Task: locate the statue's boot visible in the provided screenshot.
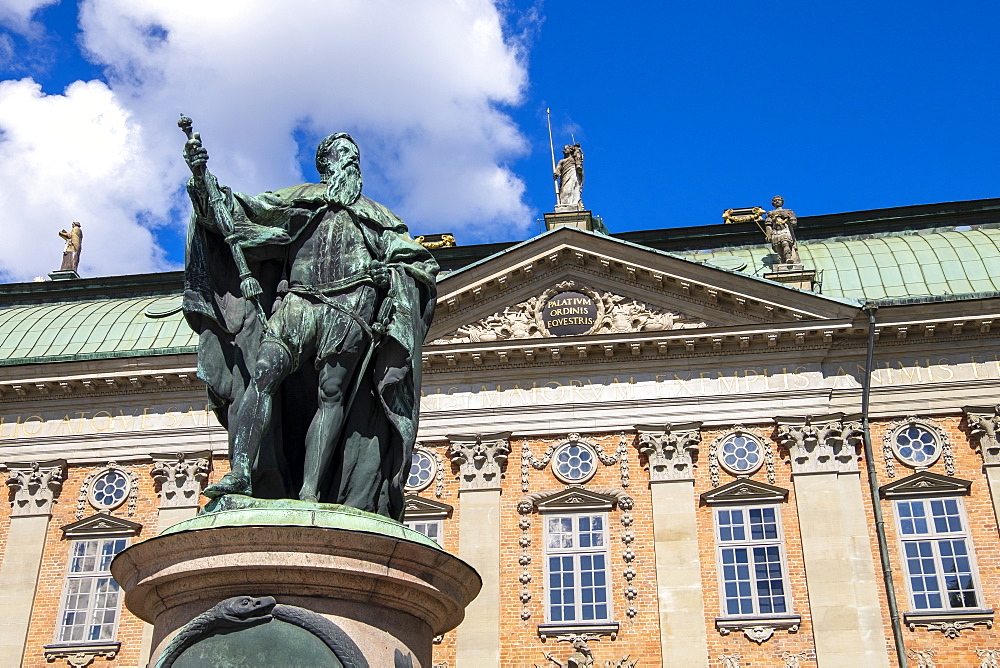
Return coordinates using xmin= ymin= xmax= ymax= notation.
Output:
xmin=203 ymin=473 xmax=252 ymax=498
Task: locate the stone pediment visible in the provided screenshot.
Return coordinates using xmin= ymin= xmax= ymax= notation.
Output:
xmin=430 ymin=227 xmax=859 ymax=346
xmin=700 ymin=479 xmax=789 ymax=505
xmin=430 ymin=280 xmax=709 ymax=345
xmin=527 ymin=486 xmax=624 ymax=513
xmin=402 ymin=494 xmax=453 ymax=519
xmin=61 ymin=512 xmax=142 ymax=538
xmin=880 ymin=471 xmax=972 ymax=499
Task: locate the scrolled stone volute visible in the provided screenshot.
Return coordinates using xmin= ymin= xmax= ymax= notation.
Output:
xmin=634 ymin=422 xmax=702 ymax=481
xmin=4 ymin=459 xmax=67 ymax=516
xmin=965 ymin=405 xmax=1000 ymax=466
xmin=776 ymin=414 xmax=859 ymax=475
xmin=447 ymin=432 xmax=512 ymax=490
xmin=150 ymin=452 xmax=212 ymax=509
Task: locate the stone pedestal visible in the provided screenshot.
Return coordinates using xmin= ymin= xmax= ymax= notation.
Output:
xmin=763 ymin=266 xmax=816 ymax=290
xmin=543 ymin=209 xmax=609 ymax=234
xmin=111 ymin=499 xmax=481 ymax=667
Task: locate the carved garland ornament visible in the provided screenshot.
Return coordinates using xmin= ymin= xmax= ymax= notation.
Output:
xmin=532 ymin=635 xmax=638 ymax=668
xmin=978 ymin=649 xmax=1000 ymax=668
xmin=430 ymin=280 xmax=706 ymax=345
xmin=521 ymin=434 xmax=630 ymax=492
xmin=619 ymin=494 xmax=638 ymax=619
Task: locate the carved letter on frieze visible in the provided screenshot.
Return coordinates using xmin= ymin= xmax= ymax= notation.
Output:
xmin=776 ymin=414 xmax=860 ymax=475
xmin=447 ymin=432 xmax=512 ymax=490
xmin=5 ymin=459 xmax=67 ymax=516
xmin=150 ymin=452 xmax=212 ymax=508
xmin=634 ymin=423 xmax=702 ymax=482
xmin=965 ymin=406 xmax=1000 ymax=467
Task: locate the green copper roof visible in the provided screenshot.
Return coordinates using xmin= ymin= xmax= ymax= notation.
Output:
xmin=684 ymin=228 xmax=1000 ymax=300
xmin=0 ymin=295 xmax=195 ymax=366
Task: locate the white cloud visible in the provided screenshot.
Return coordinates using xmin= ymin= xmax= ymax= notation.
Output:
xmin=0 ymin=0 xmax=535 ymax=281
xmin=0 ymin=77 xmax=175 ymax=281
xmin=0 ymin=0 xmax=58 ymax=36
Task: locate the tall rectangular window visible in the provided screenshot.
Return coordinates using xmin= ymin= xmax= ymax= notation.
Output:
xmin=895 ymin=498 xmax=981 ymax=611
xmin=544 ymin=513 xmax=611 ymax=623
xmin=56 ymin=538 xmax=127 ymax=643
xmin=715 ymin=506 xmax=790 ymax=617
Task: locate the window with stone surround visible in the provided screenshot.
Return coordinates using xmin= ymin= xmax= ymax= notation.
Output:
xmin=714 ymin=505 xmax=790 ymax=617
xmin=56 ymin=537 xmax=127 ymax=643
xmin=894 ymin=497 xmax=982 ymax=611
xmin=45 ymin=513 xmax=142 ymax=664
xmin=544 ymin=512 xmax=611 ymax=623
xmin=402 ymin=494 xmax=452 ymax=548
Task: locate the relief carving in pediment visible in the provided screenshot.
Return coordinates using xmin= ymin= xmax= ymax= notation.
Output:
xmin=431 ymin=280 xmax=708 ymax=345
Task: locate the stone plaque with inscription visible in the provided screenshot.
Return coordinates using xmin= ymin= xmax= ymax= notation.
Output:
xmin=542 ymin=291 xmax=598 ymax=336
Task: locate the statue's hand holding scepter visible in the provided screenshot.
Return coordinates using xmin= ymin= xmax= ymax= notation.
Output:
xmin=178 ymin=115 xmax=268 ymax=324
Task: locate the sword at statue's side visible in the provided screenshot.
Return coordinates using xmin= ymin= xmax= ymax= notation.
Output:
xmin=178 ymin=115 xmax=269 ymax=326
xmin=546 ymin=107 xmax=559 ymax=206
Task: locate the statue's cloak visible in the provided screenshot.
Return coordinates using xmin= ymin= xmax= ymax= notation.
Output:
xmin=183 ymin=178 xmax=438 ymax=519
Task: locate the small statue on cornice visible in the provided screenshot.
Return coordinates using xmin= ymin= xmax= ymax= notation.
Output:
xmin=58 ymin=221 xmax=83 ymax=272
xmin=764 ymin=196 xmax=801 ymax=266
xmin=554 ymin=143 xmax=585 ymax=211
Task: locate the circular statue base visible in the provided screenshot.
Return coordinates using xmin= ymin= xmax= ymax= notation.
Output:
xmin=111 ymin=497 xmax=481 ymax=668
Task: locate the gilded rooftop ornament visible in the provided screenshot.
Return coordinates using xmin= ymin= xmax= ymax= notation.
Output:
xmin=180 ymin=117 xmax=438 ymax=519
xmin=58 ymin=221 xmax=83 ymax=272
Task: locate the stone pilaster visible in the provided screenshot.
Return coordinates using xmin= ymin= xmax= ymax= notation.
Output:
xmin=0 ymin=460 xmax=67 ymax=667
xmin=139 ymin=452 xmax=212 ymax=667
xmin=635 ymin=425 xmax=709 ymax=667
xmin=776 ymin=415 xmax=889 ymax=668
xmin=449 ymin=432 xmax=510 ymax=667
xmin=965 ymin=405 xmax=1000 ymax=523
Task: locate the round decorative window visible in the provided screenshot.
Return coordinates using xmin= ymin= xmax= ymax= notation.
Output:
xmin=718 ymin=433 xmax=763 ymax=475
xmin=892 ymin=425 xmax=941 ymax=468
xmin=88 ymin=469 xmax=130 ymax=511
xmin=406 ymin=449 xmax=436 ymax=491
xmin=552 ymin=440 xmax=597 ymax=484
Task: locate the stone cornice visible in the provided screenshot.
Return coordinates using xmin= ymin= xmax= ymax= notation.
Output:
xmin=0 ymin=368 xmax=199 ymax=402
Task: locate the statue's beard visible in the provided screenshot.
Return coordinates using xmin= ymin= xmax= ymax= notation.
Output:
xmin=324 ymin=162 xmax=362 ymax=207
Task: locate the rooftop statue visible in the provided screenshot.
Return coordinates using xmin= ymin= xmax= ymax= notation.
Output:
xmin=764 ymin=196 xmax=801 ymax=266
xmin=554 ymin=143 xmax=584 ymax=210
xmin=58 ymin=221 xmax=83 ymax=272
xmin=180 ymin=117 xmax=438 ymax=520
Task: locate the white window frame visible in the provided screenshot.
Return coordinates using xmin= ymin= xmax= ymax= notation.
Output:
xmin=54 ymin=536 xmax=129 ymax=644
xmin=892 ymin=496 xmax=984 ymax=612
xmin=713 ymin=504 xmax=792 ymax=618
xmin=543 ymin=512 xmax=612 ymax=624
xmin=404 ymin=519 xmax=443 ymax=545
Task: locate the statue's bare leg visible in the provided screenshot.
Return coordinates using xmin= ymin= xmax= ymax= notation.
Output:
xmin=298 ymin=353 xmax=360 ymax=502
xmin=204 ymin=340 xmax=293 ymax=498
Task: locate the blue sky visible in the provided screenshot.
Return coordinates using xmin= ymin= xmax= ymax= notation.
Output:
xmin=0 ymin=1 xmax=997 ymax=282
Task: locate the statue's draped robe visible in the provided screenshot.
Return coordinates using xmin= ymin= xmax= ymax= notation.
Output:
xmin=183 ymin=177 xmax=438 ymax=519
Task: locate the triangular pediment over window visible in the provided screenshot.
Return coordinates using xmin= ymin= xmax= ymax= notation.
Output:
xmin=880 ymin=471 xmax=972 ymax=499
xmin=529 ymin=486 xmax=623 ymax=513
xmin=431 ymin=226 xmax=857 ymax=342
xmin=61 ymin=512 xmax=142 ymax=538
xmin=701 ymin=479 xmax=789 ymax=505
xmin=403 ymin=494 xmax=453 ymax=520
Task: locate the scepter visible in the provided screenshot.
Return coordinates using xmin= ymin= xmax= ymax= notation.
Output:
xmin=178 ymin=115 xmax=268 ymax=325
xmin=546 ymin=108 xmax=559 ymax=206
